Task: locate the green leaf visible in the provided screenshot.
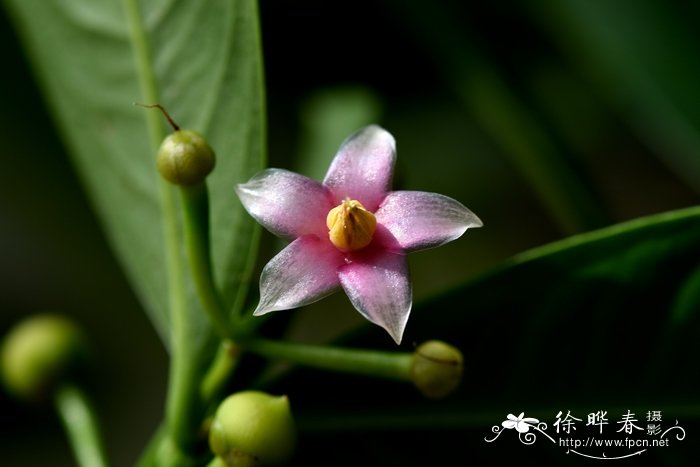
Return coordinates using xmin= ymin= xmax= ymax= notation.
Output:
xmin=3 ymin=0 xmax=265 ymax=344
xmin=385 ymin=0 xmax=608 ymax=234
xmin=267 ymin=206 xmax=700 ymax=465
xmin=4 ymin=0 xmax=265 ymax=455
xmin=537 ymin=0 xmax=700 ymax=194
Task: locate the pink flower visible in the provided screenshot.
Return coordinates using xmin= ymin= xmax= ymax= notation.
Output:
xmin=235 ymin=125 xmax=482 ymax=344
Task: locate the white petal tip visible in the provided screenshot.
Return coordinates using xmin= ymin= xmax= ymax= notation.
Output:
xmin=382 ymin=321 xmax=407 ymax=346
xmin=252 ymin=306 xmax=273 ymax=317
xmin=463 ymin=210 xmax=483 ymax=229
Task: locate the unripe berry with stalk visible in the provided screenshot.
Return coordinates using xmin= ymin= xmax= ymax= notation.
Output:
xmin=1 ymin=314 xmax=88 ymax=402
xmin=209 ymin=390 xmax=296 ymax=466
xmin=137 ymin=103 xmax=216 ymax=186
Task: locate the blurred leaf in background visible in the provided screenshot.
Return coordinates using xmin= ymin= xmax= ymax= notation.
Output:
xmin=0 ymin=6 xmax=167 ymax=467
xmin=3 ymin=0 xmax=265 ymax=344
xmin=1 ymin=0 xmax=265 ymax=464
xmin=538 ymin=0 xmax=700 ymax=194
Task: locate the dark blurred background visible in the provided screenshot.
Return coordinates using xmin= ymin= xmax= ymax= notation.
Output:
xmin=2 ymin=0 xmax=699 ymax=465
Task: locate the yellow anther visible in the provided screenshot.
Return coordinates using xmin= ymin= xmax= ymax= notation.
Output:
xmin=326 ymin=198 xmax=377 ymax=252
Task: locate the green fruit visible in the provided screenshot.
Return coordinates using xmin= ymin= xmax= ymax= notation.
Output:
xmin=157 ymin=130 xmax=215 ymax=186
xmin=209 ymin=391 xmax=296 ymax=466
xmin=410 ymin=340 xmax=464 ymax=399
xmin=1 ymin=314 xmax=88 ymax=402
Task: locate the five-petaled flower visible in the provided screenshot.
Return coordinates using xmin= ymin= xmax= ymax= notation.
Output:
xmin=502 ymin=413 xmax=539 ymax=433
xmin=235 ymin=125 xmax=482 ymax=344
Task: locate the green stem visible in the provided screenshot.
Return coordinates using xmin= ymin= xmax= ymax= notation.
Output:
xmin=241 ymin=338 xmax=414 ymax=381
xmin=122 ymin=0 xmax=205 ymax=458
xmin=136 ymin=423 xmax=165 ymax=467
xmin=55 ymin=384 xmax=109 ymax=467
xmin=180 ymin=184 xmax=233 ymax=338
xmin=200 ymin=341 xmax=242 ymax=404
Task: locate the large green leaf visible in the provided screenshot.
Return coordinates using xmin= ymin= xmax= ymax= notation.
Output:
xmin=537 ymin=0 xmax=700 ymax=194
xmin=268 ymin=206 xmax=700 ymax=466
xmin=3 ymin=0 xmax=265 ymax=344
xmin=385 ymin=0 xmax=608 ymax=234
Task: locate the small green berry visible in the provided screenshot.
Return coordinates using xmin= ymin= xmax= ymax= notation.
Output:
xmin=209 ymin=391 xmax=296 ymax=466
xmin=410 ymin=340 xmax=463 ymax=399
xmin=1 ymin=314 xmax=88 ymax=402
xmin=157 ymin=129 xmax=216 ymax=186
xmin=136 ymin=102 xmax=216 ymax=186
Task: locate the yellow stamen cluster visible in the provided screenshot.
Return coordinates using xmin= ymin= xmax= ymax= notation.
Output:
xmin=326 ymin=198 xmax=377 ymax=252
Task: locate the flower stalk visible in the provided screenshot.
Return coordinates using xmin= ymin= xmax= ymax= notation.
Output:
xmin=180 ymin=184 xmax=235 ymax=339
xmin=137 ymin=98 xmax=225 ymax=457
xmin=240 ymin=338 xmax=464 ymax=398
xmin=240 ymin=338 xmax=414 ymax=382
xmin=55 ymin=383 xmax=110 ymax=467
xmin=200 ymin=341 xmax=242 ymax=404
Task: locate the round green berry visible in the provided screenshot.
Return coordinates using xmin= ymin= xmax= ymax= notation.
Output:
xmin=209 ymin=391 xmax=296 ymax=466
xmin=1 ymin=314 xmax=88 ymax=402
xmin=157 ymin=130 xmax=216 ymax=186
xmin=410 ymin=340 xmax=464 ymax=399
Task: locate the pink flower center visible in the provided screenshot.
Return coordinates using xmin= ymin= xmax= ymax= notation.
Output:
xmin=326 ymin=198 xmax=377 ymax=252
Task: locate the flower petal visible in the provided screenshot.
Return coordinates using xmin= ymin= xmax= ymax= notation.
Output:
xmin=375 ymin=191 xmax=483 ymax=252
xmin=253 ymin=235 xmax=344 ymax=315
xmin=323 ymin=125 xmax=396 ymax=211
xmin=515 ymin=422 xmax=531 ymax=433
xmin=235 ymin=169 xmax=333 ymax=240
xmin=338 ymin=249 xmax=411 ymax=344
